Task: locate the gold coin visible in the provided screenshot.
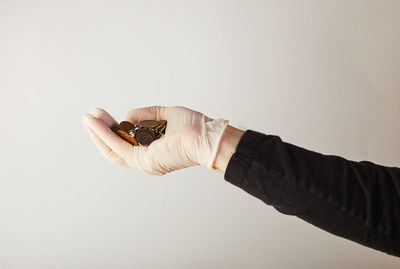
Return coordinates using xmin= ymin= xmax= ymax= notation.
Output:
xmin=154 ymin=120 xmax=167 ymax=136
xmin=138 ymin=120 xmax=159 ymax=128
xmin=115 ymin=130 xmax=138 ymax=146
xmin=135 ymin=129 xmax=156 ymax=145
xmin=119 ymin=121 xmax=135 ymax=132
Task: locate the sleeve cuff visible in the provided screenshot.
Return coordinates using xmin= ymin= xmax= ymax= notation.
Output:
xmin=224 ymin=129 xmax=267 ymax=187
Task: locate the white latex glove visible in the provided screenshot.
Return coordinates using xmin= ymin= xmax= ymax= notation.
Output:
xmin=82 ymin=106 xmax=229 ymax=175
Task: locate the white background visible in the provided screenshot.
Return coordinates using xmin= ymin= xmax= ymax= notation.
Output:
xmin=1 ymin=0 xmax=399 ymax=268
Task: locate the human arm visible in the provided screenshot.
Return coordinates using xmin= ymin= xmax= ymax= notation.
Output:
xmin=223 ymin=129 xmax=400 ymax=257
xmin=82 ymin=105 xmax=400 ymax=256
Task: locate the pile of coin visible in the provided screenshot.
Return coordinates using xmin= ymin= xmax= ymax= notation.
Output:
xmin=112 ymin=120 xmax=167 ymax=146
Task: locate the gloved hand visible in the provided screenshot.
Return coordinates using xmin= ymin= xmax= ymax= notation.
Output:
xmin=82 ymin=106 xmax=229 ymax=175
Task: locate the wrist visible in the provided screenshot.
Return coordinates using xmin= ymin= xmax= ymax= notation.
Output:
xmin=213 ymin=125 xmax=245 ymax=172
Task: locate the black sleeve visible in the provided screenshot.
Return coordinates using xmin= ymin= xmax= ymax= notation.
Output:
xmin=224 ymin=129 xmax=400 ymax=257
